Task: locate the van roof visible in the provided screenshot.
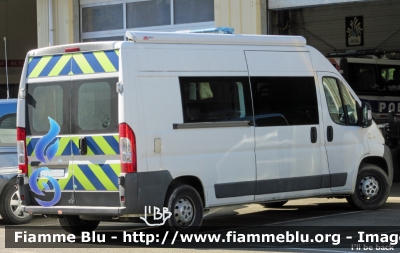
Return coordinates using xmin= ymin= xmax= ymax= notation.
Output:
xmin=125 ymin=31 xmax=307 ymax=47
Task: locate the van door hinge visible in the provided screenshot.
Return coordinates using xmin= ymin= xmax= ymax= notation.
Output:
xmin=19 ymin=88 xmax=26 ymax=99
xmin=116 ymin=81 xmax=123 ymax=93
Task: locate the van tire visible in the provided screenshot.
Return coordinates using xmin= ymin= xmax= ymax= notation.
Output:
xmin=346 ymin=164 xmax=390 ymax=210
xmin=0 ymin=183 xmax=33 ymax=225
xmin=59 ymin=216 xmax=100 ymax=235
xmin=166 ymin=185 xmax=203 ymax=234
xmin=261 ymin=201 xmax=288 ymax=208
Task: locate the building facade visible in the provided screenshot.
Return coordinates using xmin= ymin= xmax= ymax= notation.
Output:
xmin=0 ymin=0 xmax=399 ymax=98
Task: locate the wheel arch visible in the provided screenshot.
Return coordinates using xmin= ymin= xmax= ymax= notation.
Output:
xmin=0 ymin=175 xmax=17 ymax=196
xmin=166 ymin=176 xmax=206 ymax=207
xmin=360 ymin=145 xmax=393 ymax=186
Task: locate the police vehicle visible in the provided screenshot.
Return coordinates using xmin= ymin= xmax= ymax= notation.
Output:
xmin=328 ymin=49 xmax=400 ymax=124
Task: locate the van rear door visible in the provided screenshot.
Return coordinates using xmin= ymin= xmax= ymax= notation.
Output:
xmin=26 ymin=78 xmax=73 ymax=206
xmin=70 ymin=77 xmax=120 ymax=206
xmin=25 ymin=49 xmax=120 ymax=207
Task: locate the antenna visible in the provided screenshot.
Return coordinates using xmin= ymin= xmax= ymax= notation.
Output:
xmin=3 ymin=37 xmax=9 ymax=99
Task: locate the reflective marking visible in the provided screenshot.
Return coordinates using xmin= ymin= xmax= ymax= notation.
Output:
xmin=29 ymin=56 xmax=52 ymax=78
xmin=77 ymin=164 xmax=106 ymax=190
xmin=93 ymin=51 xmax=116 ymax=72
xmin=73 ymin=54 xmax=94 ymax=74
xmin=73 ymin=165 xmax=96 ymax=190
xmin=48 ymin=54 xmax=71 ymax=77
xmin=89 ymin=164 xmax=118 ymax=190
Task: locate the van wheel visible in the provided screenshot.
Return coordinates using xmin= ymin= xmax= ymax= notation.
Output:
xmin=0 ymin=183 xmax=33 ymax=224
xmin=346 ymin=164 xmax=390 ymax=210
xmin=261 ymin=201 xmax=288 ymax=208
xmin=59 ymin=216 xmax=100 ymax=235
xmin=166 ymin=185 xmax=203 ymax=234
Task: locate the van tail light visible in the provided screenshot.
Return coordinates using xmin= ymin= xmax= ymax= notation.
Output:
xmin=17 ymin=127 xmax=28 ymax=174
xmin=119 ymin=123 xmax=137 ymax=173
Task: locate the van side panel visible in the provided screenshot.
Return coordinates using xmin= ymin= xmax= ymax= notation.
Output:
xmin=137 ymin=46 xmax=257 ymax=207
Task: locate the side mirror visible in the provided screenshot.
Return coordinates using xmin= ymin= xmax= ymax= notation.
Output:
xmin=360 ymin=102 xmax=372 ymax=128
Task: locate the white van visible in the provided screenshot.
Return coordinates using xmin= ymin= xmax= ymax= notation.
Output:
xmin=17 ymin=31 xmax=392 ymax=234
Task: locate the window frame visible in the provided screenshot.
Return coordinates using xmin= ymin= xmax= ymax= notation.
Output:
xmin=250 ymin=76 xmax=320 ymax=127
xmin=322 ymin=76 xmax=360 ymax=126
xmin=178 ymin=76 xmax=253 ymax=125
xmin=81 ymin=0 xmax=215 ymax=42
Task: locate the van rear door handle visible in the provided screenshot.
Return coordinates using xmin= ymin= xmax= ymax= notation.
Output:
xmin=79 ymin=137 xmax=87 ymax=155
xmin=310 ymin=127 xmax=317 ymax=143
xmin=327 ymin=126 xmax=334 ymax=142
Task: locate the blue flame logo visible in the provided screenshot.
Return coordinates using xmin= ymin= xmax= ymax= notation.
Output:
xmin=29 ymin=117 xmax=62 ymax=207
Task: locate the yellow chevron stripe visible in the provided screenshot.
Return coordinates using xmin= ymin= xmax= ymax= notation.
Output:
xmin=58 ymin=167 xmax=73 ymax=190
xmin=72 ymin=53 xmax=94 ymax=74
xmin=48 ymin=54 xmax=71 ymax=77
xmin=73 ymin=165 xmax=96 ymax=190
xmin=92 ymin=136 xmax=116 ymax=155
xmin=29 ymin=57 xmax=33 ymax=63
xmin=110 ymin=163 xmax=121 ymax=175
xmin=93 ymin=51 xmax=117 ymax=72
xmin=114 ymin=50 xmax=119 ymax=56
xmin=56 ymin=137 xmax=70 ymax=156
xmin=28 ymin=55 xmax=52 ymax=78
xmin=114 ymin=135 xmax=119 ymax=143
xmin=88 ymin=164 xmax=118 ymax=190
xmin=28 ymin=164 xmax=32 ymax=176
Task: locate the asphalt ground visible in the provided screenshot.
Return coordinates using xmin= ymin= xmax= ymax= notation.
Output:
xmin=1 ymin=183 xmax=400 ymax=253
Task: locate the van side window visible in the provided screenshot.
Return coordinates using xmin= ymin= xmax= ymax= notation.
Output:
xmin=179 ymin=77 xmax=252 ymax=123
xmin=251 ymin=77 xmax=319 ymax=126
xmin=323 ymin=77 xmax=358 ymax=126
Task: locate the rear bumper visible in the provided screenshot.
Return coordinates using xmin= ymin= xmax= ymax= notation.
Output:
xmin=22 ymin=205 xmax=125 ymax=215
xmin=18 ymin=170 xmax=173 ymax=216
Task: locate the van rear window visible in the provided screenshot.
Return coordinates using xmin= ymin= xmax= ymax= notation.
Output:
xmin=26 ymin=78 xmax=118 ymax=136
xmin=77 ymin=82 xmax=112 ymax=131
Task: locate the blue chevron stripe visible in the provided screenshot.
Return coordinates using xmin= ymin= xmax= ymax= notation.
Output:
xmin=27 ymin=57 xmax=42 ymax=77
xmin=83 ymin=52 xmax=105 ymax=72
xmin=78 ymin=164 xmax=106 ymax=190
xmin=99 ymin=164 xmax=119 ymax=189
xmin=38 ymin=55 xmax=62 ymax=77
xmin=104 ymin=50 xmax=119 ymax=70
xmin=86 ymin=137 xmax=104 ymax=155
xmin=103 ymin=136 xmax=120 ymax=154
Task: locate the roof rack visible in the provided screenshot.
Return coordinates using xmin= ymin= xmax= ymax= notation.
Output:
xmin=327 ymin=49 xmax=385 ymax=57
xmin=177 ymin=27 xmax=235 ymax=34
xmin=125 ymin=31 xmax=307 ymax=47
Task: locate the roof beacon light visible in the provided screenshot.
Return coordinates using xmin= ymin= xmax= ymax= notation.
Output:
xmin=177 ymin=27 xmax=234 ymax=35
